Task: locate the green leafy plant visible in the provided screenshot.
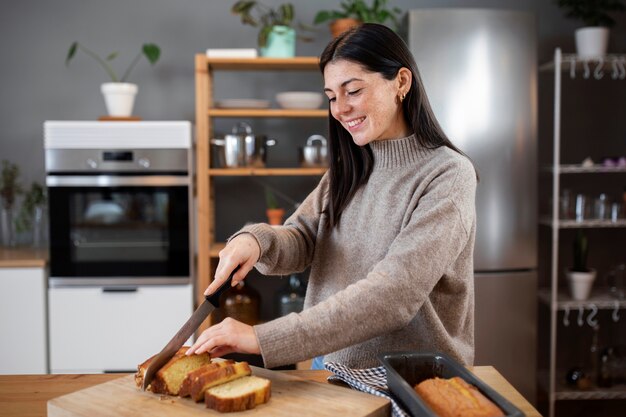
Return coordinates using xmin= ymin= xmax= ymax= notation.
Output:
xmin=0 ymin=160 xmax=22 ymax=210
xmin=314 ymin=0 xmax=402 ymax=28
xmin=66 ymin=42 xmax=161 ymax=82
xmin=15 ymin=182 xmax=46 ymax=234
xmin=231 ymin=1 xmax=312 ymax=47
xmin=555 ymin=0 xmax=626 ymax=27
xmin=572 ymin=230 xmax=590 ymax=272
xmin=265 ymin=187 xmax=280 ymax=209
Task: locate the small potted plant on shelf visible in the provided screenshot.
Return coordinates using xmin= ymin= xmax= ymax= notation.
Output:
xmin=15 ymin=182 xmax=47 ymax=248
xmin=0 ymin=160 xmax=22 ymax=247
xmin=566 ymin=230 xmax=596 ymax=300
xmin=554 ymin=0 xmax=625 ymax=58
xmin=314 ymin=0 xmax=403 ymax=38
xmin=66 ymin=42 xmax=161 ymax=117
xmin=265 ymin=188 xmax=285 ymax=225
xmin=231 ymin=1 xmax=310 ymax=57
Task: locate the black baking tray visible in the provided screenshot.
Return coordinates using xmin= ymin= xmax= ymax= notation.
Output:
xmin=378 ymin=351 xmax=525 ymax=417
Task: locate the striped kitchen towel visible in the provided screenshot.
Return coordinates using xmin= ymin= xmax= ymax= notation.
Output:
xmin=325 ymin=362 xmax=410 ymax=417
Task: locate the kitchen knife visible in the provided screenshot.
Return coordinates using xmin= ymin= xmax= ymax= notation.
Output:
xmin=141 ymin=266 xmax=239 ymax=391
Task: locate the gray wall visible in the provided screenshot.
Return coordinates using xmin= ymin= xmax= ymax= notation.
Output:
xmin=2 ymin=0 xmax=624 ymax=188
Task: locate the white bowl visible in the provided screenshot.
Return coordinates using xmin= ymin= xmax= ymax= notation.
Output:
xmin=276 ymin=92 xmax=323 ymax=109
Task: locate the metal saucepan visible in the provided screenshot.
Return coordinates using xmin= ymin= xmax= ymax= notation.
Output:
xmin=211 ymin=122 xmax=276 ymax=168
xmin=299 ymin=135 xmax=328 ymax=167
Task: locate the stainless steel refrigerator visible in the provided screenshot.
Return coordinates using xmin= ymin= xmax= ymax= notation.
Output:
xmin=404 ymin=9 xmax=538 ymax=403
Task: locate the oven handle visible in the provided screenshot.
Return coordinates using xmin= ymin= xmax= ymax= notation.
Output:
xmin=46 ymin=175 xmax=189 ymax=187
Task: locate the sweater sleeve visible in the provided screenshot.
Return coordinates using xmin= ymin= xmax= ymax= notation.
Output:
xmin=254 ymin=158 xmax=477 ymax=368
xmin=229 ymin=173 xmax=330 ymax=276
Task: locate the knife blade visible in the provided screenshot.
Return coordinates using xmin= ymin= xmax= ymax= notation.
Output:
xmin=141 ymin=266 xmax=239 ymax=391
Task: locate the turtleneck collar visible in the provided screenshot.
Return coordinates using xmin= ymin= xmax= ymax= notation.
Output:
xmin=368 ymin=134 xmax=431 ymax=169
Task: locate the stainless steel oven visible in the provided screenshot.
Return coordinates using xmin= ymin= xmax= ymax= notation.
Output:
xmin=44 ymin=122 xmax=193 ymax=287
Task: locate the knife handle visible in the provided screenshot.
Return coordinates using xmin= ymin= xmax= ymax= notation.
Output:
xmin=205 ymin=265 xmax=240 ymax=306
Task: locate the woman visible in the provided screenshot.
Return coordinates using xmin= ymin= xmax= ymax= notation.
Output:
xmin=187 ymin=23 xmax=477 ymax=370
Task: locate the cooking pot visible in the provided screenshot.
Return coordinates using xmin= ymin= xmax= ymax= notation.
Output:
xmin=211 ymin=122 xmax=276 ymax=168
xmin=299 ymin=135 xmax=328 ymax=167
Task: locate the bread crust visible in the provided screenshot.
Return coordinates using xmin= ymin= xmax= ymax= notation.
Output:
xmin=179 ymin=360 xmax=251 ymax=401
xmin=134 ymin=347 xmax=211 ymax=395
xmin=204 ymin=376 xmax=271 ymax=412
xmin=414 ymin=376 xmax=504 ymax=417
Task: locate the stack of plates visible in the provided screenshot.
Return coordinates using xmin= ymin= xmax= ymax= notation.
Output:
xmin=216 ymin=99 xmax=270 ymax=109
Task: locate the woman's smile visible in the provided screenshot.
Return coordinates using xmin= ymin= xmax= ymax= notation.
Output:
xmin=346 ymin=116 xmax=366 ymax=130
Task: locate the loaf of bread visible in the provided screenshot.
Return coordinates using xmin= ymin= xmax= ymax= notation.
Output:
xmin=414 ymin=376 xmax=504 ymax=417
xmin=179 ymin=360 xmax=252 ymax=402
xmin=204 ymin=375 xmax=271 ymax=413
xmin=136 ymin=350 xmax=271 ymax=412
xmin=134 ymin=346 xmax=212 ymax=395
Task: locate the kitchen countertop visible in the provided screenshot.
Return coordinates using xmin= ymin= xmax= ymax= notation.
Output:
xmin=0 ymin=247 xmax=47 ymax=268
xmin=0 ymin=367 xmax=541 ymax=417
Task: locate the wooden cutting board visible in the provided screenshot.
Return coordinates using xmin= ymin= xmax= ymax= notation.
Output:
xmin=47 ymin=367 xmax=390 ymax=417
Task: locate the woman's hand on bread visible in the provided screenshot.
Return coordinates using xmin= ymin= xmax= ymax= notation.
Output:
xmin=186 ymin=317 xmax=260 ymax=357
xmin=204 ymin=233 xmax=261 ymax=296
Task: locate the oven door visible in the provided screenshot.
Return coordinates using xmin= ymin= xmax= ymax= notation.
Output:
xmin=47 ymin=175 xmax=191 ymax=286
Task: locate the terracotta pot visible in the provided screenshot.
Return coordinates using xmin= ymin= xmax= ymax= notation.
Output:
xmin=266 ymin=208 xmax=285 ymax=225
xmin=330 ymin=18 xmax=362 ymax=38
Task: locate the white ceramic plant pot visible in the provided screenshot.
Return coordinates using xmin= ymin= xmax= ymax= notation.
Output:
xmin=101 ymin=82 xmax=138 ymax=117
xmin=566 ymin=269 xmax=597 ymax=301
xmin=575 ymin=27 xmax=609 ymax=59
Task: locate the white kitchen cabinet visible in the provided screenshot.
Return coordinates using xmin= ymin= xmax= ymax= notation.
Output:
xmin=0 ymin=267 xmax=47 ymax=374
xmin=49 ymin=284 xmax=193 ymax=373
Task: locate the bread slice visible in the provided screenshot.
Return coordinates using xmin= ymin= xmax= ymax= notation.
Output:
xmin=179 ymin=360 xmax=252 ymax=402
xmin=204 ymin=375 xmax=271 ymax=412
xmin=134 ymin=347 xmax=212 ymax=395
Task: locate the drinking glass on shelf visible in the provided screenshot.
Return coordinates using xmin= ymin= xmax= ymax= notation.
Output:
xmin=575 ymin=193 xmax=589 ymax=222
xmin=560 ymin=189 xmax=573 ymax=219
xmin=607 ymin=263 xmax=625 ymax=300
xmin=594 ymin=193 xmax=610 ymax=220
xmin=611 ymin=202 xmax=624 ymax=222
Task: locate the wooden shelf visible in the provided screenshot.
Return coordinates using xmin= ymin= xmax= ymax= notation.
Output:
xmin=195 ymin=55 xmax=326 ymax=331
xmin=208 ymin=108 xmax=326 ymax=118
xmin=209 ymin=242 xmax=226 ymax=258
xmin=209 ymin=167 xmax=326 ymax=176
xmin=202 ymin=56 xmax=319 ymax=70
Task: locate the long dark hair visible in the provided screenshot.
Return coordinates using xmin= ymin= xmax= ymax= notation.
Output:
xmin=320 ymin=23 xmax=468 ymax=229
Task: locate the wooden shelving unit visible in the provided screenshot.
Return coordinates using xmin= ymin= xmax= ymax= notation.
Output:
xmin=194 ymin=55 xmax=326 ymax=331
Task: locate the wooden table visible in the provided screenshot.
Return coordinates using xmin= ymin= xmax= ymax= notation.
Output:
xmin=0 ymin=367 xmax=540 ymax=417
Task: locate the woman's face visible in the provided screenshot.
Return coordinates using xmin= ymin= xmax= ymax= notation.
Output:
xmin=323 ymin=59 xmax=411 ymax=146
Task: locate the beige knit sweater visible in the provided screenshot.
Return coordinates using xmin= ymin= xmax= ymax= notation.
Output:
xmin=237 ymin=134 xmax=477 ymax=369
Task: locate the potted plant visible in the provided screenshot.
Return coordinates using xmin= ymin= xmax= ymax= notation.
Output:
xmin=555 ymin=0 xmax=625 ymax=58
xmin=15 ymin=182 xmax=47 ymax=248
xmin=66 ymin=42 xmax=161 ymax=117
xmin=566 ymin=230 xmax=596 ymax=300
xmin=231 ymin=1 xmax=302 ymax=57
xmin=0 ymin=160 xmax=22 ymax=247
xmin=265 ymin=188 xmax=285 ymax=225
xmin=314 ymin=0 xmax=403 ymax=38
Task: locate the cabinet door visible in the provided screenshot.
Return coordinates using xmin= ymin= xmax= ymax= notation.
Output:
xmin=49 ymin=285 xmax=193 ymax=373
xmin=0 ymin=267 xmax=47 ymax=374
